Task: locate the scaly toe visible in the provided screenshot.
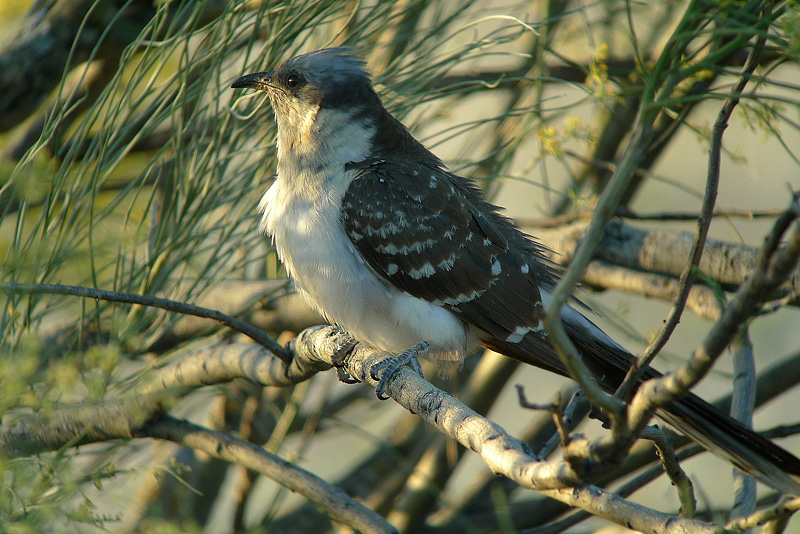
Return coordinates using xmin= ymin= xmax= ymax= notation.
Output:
xmin=370 ymin=341 xmax=429 ymax=400
xmin=331 ymin=330 xmax=360 ymax=384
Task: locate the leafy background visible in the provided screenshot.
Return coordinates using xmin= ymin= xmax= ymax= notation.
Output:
xmin=1 ymin=0 xmax=800 ymax=532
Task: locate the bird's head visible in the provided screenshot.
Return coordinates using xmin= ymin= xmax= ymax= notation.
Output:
xmin=231 ymin=47 xmax=377 ymax=115
xmin=232 ymin=49 xmax=380 ymax=158
xmin=232 ymin=48 xmax=439 ymax=172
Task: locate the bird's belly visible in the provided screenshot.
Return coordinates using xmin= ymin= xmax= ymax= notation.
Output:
xmin=264 ymin=189 xmax=471 ymax=360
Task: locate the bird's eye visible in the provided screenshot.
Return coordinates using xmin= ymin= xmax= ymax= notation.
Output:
xmin=286 ymin=73 xmax=303 ymax=88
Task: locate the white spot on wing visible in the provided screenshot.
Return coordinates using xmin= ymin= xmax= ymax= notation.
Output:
xmin=377 ymin=243 xmax=399 ymax=254
xmin=376 ymin=239 xmax=436 ymax=255
xmin=437 ymin=253 xmax=457 ymax=271
xmin=386 ymin=263 xmax=399 ymax=275
xmin=411 ymin=240 xmax=435 ymax=252
xmin=505 ymin=321 xmax=544 ymax=343
xmin=376 ymin=223 xmax=401 ymax=237
xmin=409 ymin=262 xmax=436 ymax=279
xmin=521 ymin=263 xmax=529 ymax=274
xmin=491 ymin=258 xmax=502 ymax=276
xmin=442 ymin=289 xmax=483 ymax=305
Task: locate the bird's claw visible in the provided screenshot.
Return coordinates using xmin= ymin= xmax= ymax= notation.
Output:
xmin=331 ymin=330 xmax=360 ymax=384
xmin=370 ymin=341 xmax=429 ymax=400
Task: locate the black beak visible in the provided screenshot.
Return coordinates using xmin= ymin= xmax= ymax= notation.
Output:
xmin=231 ymin=71 xmax=273 ymax=90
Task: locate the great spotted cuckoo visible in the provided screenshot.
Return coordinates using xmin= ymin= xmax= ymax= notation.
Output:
xmin=231 ymin=48 xmax=800 ymax=494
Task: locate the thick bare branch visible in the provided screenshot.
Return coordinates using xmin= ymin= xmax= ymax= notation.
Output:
xmin=579 ymin=261 xmax=723 ymax=321
xmin=0 ymin=392 xmax=162 ymax=456
xmin=535 ymin=219 xmax=800 ymax=301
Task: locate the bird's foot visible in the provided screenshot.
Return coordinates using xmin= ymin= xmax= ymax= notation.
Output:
xmin=370 ymin=341 xmax=429 ymax=400
xmin=331 ymin=329 xmax=360 ymax=384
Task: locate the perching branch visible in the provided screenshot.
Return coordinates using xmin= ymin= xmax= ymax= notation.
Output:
xmin=4 ymin=319 xmax=800 ymax=533
xmin=0 ymin=330 xmax=677 ymax=530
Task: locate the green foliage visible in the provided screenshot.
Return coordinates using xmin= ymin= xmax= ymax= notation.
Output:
xmin=1 ymin=0 xmax=799 ymax=532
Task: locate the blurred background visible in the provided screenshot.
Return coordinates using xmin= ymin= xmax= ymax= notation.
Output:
xmin=1 ymin=1 xmax=800 ymax=532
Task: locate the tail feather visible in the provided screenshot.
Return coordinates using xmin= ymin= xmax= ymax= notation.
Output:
xmin=483 ymin=311 xmax=800 ymax=495
xmin=656 ymin=392 xmax=800 ymax=495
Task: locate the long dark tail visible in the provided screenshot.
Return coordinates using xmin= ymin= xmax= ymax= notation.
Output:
xmin=654 ymin=386 xmax=800 ymax=495
xmin=484 ymin=314 xmax=800 ymax=495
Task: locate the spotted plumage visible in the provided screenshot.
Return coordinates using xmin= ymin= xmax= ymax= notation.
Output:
xmin=341 ymin=156 xmax=575 ymax=375
xmin=232 ymin=47 xmax=800 ymax=494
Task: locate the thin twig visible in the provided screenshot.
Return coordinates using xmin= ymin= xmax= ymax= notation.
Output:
xmin=619 ymin=29 xmax=767 ymax=398
xmin=640 ymin=426 xmax=696 ymax=518
xmin=729 ymin=329 xmax=757 ymax=525
xmin=518 ymin=208 xmax=783 ymax=229
xmin=628 ymin=194 xmax=800 ymax=448
xmin=539 ymin=390 xmax=585 ymax=459
xmin=516 ymin=386 xmax=570 ymax=452
xmin=0 ymin=282 xmax=291 ymax=362
xmin=724 ymin=497 xmax=800 ymax=532
xmin=615 ymin=207 xmax=784 ymax=222
xmin=544 ymin=119 xmax=658 ymax=458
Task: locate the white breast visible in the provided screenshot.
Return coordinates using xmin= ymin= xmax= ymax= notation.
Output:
xmin=260 ymin=104 xmax=471 ymax=361
xmin=261 ymin=174 xmax=471 ymax=361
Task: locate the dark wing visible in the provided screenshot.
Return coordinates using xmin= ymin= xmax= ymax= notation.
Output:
xmin=341 ymin=157 xmax=568 ymax=375
xmin=342 ymin=159 xmax=800 ymax=493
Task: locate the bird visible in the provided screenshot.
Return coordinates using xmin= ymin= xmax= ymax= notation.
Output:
xmin=231 ymin=47 xmax=800 ymax=494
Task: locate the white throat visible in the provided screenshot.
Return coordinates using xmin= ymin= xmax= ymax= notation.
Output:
xmin=272 ymin=107 xmax=375 ymax=203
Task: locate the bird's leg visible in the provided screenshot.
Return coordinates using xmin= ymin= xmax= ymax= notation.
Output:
xmin=330 ymin=329 xmax=360 ymax=384
xmin=370 ymin=341 xmax=429 ymax=400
